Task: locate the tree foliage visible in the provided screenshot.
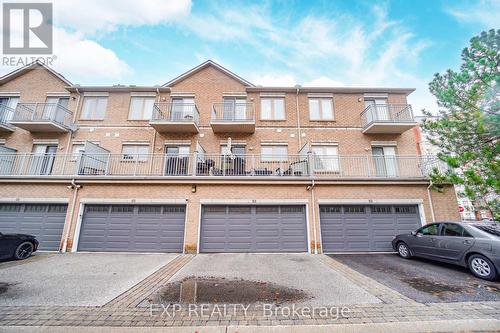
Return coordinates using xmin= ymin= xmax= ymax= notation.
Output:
xmin=422 ymin=29 xmax=500 ymax=220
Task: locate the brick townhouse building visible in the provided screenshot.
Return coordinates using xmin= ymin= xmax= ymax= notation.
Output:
xmin=0 ymin=60 xmax=459 ymax=254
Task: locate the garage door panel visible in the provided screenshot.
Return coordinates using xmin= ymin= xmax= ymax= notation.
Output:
xmin=321 ymin=204 xmax=421 ymax=252
xmin=200 ymin=205 xmax=307 ymax=253
xmin=78 ymin=204 xmax=185 ymax=252
xmin=0 ymin=203 xmax=66 ymax=251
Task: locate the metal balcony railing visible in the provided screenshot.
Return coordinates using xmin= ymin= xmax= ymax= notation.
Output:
xmin=12 ymin=103 xmax=73 ymax=129
xmin=151 ymin=103 xmax=200 ymax=125
xmin=211 ymin=102 xmax=255 ymax=122
xmin=0 ymin=153 xmax=447 ymax=179
xmin=360 ymin=104 xmax=415 ymax=127
xmin=0 ymin=104 xmax=15 ymax=129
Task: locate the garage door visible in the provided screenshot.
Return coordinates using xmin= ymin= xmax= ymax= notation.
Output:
xmin=0 ymin=203 xmax=67 ymax=251
xmin=320 ymin=205 xmax=421 ymax=252
xmin=78 ymin=204 xmax=185 ymax=252
xmin=200 ymin=205 xmax=307 ymax=253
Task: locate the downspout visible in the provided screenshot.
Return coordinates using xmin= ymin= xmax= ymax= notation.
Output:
xmin=61 ymin=179 xmax=81 ymax=253
xmin=295 ymin=86 xmax=302 ymax=149
xmin=308 ymin=179 xmax=318 ymax=254
xmin=427 ymin=180 xmax=436 ymax=222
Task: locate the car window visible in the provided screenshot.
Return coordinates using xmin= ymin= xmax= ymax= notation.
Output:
xmin=441 ymin=223 xmax=472 ymax=237
xmin=418 ymin=224 xmax=439 ymax=236
xmin=472 ymin=225 xmax=500 ymax=237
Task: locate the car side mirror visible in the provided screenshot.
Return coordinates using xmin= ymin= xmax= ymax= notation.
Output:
xmin=411 ymin=231 xmax=417 ymax=236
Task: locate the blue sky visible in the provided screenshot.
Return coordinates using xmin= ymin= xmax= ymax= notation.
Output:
xmin=1 ymin=0 xmax=499 ymax=113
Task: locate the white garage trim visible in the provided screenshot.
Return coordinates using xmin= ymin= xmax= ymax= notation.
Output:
xmin=0 ymin=198 xmax=69 ymax=203
xmin=78 ymin=198 xmax=188 ymax=204
xmin=196 ymin=201 xmax=311 ymax=254
xmin=317 ymin=199 xmax=424 ymax=204
xmin=71 ymin=201 xmax=188 ymax=253
xmin=200 ymin=199 xmax=309 ymax=204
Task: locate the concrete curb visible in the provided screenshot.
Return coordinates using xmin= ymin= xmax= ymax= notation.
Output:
xmin=1 ymin=319 xmax=499 ymax=333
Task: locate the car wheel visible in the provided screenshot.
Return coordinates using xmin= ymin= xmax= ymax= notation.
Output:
xmin=468 ymin=254 xmax=497 ymax=281
xmin=397 ymin=242 xmax=412 ymax=259
xmin=14 ymin=241 xmax=34 ymax=260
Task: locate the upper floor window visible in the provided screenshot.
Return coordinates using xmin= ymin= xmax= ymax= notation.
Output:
xmin=81 ymin=96 xmax=107 ymax=120
xmin=261 ymin=145 xmax=288 ymax=161
xmin=261 ymin=98 xmax=285 ymax=120
xmin=312 ymin=145 xmax=339 ymax=172
xmin=46 ymin=96 xmax=69 ymax=108
xmin=122 ymin=144 xmax=149 ymax=161
xmin=128 ymin=97 xmax=155 ymax=120
xmin=309 ymin=98 xmax=333 ymax=120
xmin=0 ymin=96 xmax=19 ymax=121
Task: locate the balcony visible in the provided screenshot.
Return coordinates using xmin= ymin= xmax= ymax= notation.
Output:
xmin=0 ymin=104 xmax=15 ymax=133
xmin=361 ymin=104 xmax=417 ymax=134
xmin=10 ymin=103 xmax=74 ymax=132
xmin=150 ymin=103 xmax=200 ymax=133
xmin=0 ymin=152 xmax=446 ymax=179
xmin=211 ymin=102 xmax=255 ymax=133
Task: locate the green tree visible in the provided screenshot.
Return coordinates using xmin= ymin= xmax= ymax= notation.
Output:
xmin=422 ymin=29 xmax=500 ymax=220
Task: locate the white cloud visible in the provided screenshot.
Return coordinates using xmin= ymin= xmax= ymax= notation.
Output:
xmin=251 ymin=74 xmax=297 ymax=87
xmin=303 ymin=77 xmax=344 ymax=87
xmin=54 ymin=0 xmax=192 ymax=35
xmin=446 ymin=0 xmax=500 ymax=28
xmin=52 ymin=28 xmax=131 ymax=82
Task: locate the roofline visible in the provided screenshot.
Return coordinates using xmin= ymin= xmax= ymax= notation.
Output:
xmin=0 ymin=60 xmax=72 ymax=86
xmin=66 ymin=86 xmax=170 ymax=93
xmin=163 ymin=60 xmax=255 ymax=87
xmin=246 ymin=86 xmax=415 ymax=95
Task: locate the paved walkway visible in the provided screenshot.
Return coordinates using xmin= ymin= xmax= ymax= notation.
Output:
xmin=0 ymin=255 xmax=499 ymax=330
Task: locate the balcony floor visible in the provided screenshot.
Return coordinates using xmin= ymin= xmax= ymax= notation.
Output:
xmin=149 ymin=121 xmax=199 ymax=133
xmin=362 ymin=122 xmax=417 ymax=134
xmin=210 ymin=121 xmax=256 ymax=133
xmin=8 ymin=121 xmax=70 ymax=133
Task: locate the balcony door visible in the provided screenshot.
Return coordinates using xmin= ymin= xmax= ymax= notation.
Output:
xmin=372 ymin=146 xmax=399 ymax=177
xmin=45 ymin=97 xmax=69 ymax=122
xmin=365 ymin=98 xmax=389 ymax=122
xmin=0 ymin=97 xmax=19 ymax=122
xmin=312 ymin=145 xmax=339 ymax=173
xmin=30 ymin=144 xmax=57 ymax=175
xmin=165 ymin=145 xmax=190 ymax=175
xmin=222 ymin=97 xmax=246 ymax=120
xmin=171 ymin=98 xmax=194 ymax=121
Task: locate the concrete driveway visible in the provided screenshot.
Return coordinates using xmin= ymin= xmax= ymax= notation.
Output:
xmin=332 ymin=254 xmax=500 ymax=303
xmin=0 ymin=252 xmax=177 ymax=306
xmin=169 ymin=253 xmax=381 ymax=305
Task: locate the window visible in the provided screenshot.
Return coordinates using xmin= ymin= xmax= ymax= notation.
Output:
xmin=344 ymin=206 xmax=365 ymax=214
xmin=166 ymin=145 xmax=190 ymax=156
xmin=309 ymin=98 xmax=333 ymax=120
xmin=441 ymin=223 xmax=471 ymax=237
xmin=312 ymin=145 xmax=339 ymax=172
xmin=220 ymin=145 xmax=245 ymax=156
xmin=172 ymin=98 xmax=196 ymax=121
xmin=46 ymin=96 xmax=69 ymax=108
xmin=372 ymin=146 xmax=398 ymax=177
xmin=364 ymin=98 xmax=389 ymax=121
xmin=222 ymin=97 xmax=247 ymax=120
xmin=418 ymin=224 xmax=439 ymax=236
xmin=71 ymin=144 xmax=85 ymax=160
xmin=128 ymin=97 xmax=155 ymax=120
xmin=371 ymin=206 xmax=392 ymax=214
xmin=122 ymin=145 xmax=149 ymax=161
xmin=261 ymin=145 xmax=288 ymax=161
xmin=0 ymin=97 xmax=19 ymax=121
xmin=261 ymin=98 xmax=285 ymax=120
xmin=81 ymin=96 xmax=108 ymax=120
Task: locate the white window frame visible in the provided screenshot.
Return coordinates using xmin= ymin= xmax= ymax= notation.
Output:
xmin=81 ymin=96 xmax=108 ymax=120
xmin=311 ymin=145 xmax=340 ymax=172
xmin=260 ymin=98 xmax=285 ymax=120
xmin=121 ymin=144 xmax=149 ymax=161
xmin=261 ymin=145 xmax=288 ymax=162
xmin=128 ymin=96 xmax=155 ymax=120
xmin=309 ymin=98 xmax=334 ymax=121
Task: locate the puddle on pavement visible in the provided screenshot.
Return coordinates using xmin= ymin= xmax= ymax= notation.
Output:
xmin=403 ymin=277 xmax=466 ymax=297
xmin=152 ymin=277 xmax=309 ymax=305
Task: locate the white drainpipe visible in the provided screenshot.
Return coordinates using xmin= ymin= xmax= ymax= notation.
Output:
xmin=61 ymin=179 xmax=81 ymax=253
xmin=308 ymin=179 xmax=318 ymax=254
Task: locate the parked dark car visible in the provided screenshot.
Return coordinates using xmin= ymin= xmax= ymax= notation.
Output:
xmin=392 ymin=222 xmax=500 ymax=281
xmin=0 ymin=232 xmax=38 ymax=260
